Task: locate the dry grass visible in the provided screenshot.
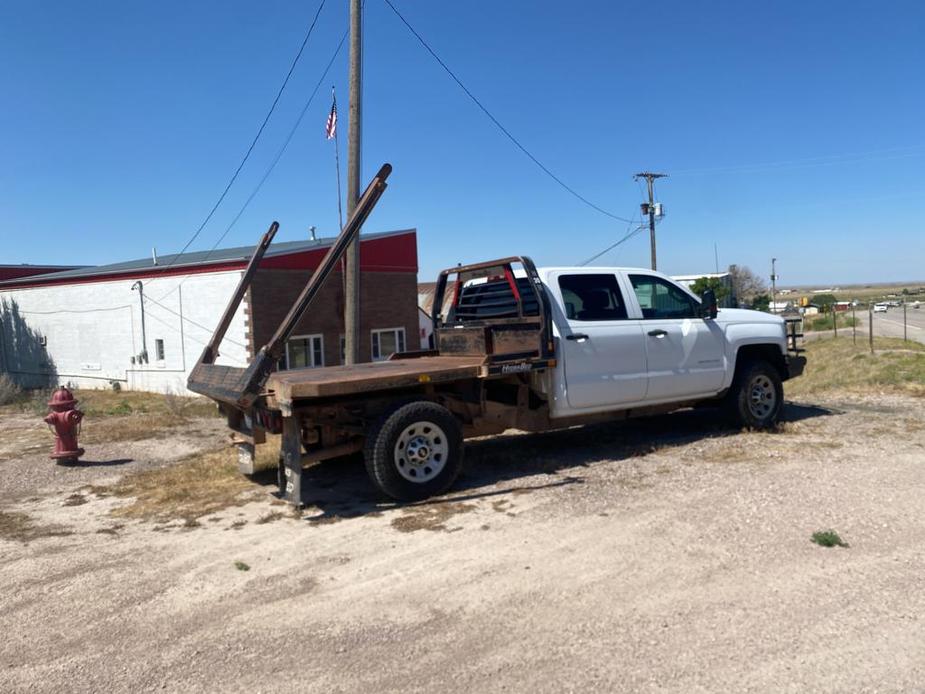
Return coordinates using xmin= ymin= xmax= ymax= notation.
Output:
xmin=77 ymin=389 xmax=219 ymax=419
xmin=97 ymin=448 xmax=266 ymax=523
xmin=1 ymin=388 xmax=221 ymax=444
xmin=2 ymin=387 xmax=219 ymax=419
xmin=390 ymin=502 xmax=477 ymax=533
xmin=0 ymin=511 xmax=72 ymax=543
xmin=786 ymin=282 xmax=925 ymax=303
xmin=788 ymin=336 xmax=925 ymax=398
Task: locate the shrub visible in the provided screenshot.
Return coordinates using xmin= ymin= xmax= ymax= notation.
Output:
xmin=811 ymin=530 xmax=848 ymax=548
xmin=806 ymin=315 xmax=858 ymax=332
xmin=0 ymin=374 xmax=21 ymax=406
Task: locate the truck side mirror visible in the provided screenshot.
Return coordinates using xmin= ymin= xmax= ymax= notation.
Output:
xmin=701 ymin=289 xmax=718 ymax=320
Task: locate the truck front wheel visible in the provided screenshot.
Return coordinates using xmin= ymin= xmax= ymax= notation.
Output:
xmin=364 ymin=401 xmax=464 ymax=501
xmin=726 ymin=359 xmax=783 ymax=429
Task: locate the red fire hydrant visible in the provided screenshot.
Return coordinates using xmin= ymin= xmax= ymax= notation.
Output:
xmin=44 ymin=387 xmax=85 ymax=464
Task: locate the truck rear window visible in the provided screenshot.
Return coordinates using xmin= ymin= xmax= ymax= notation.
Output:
xmin=558 ymin=274 xmax=628 ymax=321
xmin=453 ymin=277 xmax=540 ymax=321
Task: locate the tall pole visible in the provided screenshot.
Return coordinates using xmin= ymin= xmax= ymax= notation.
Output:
xmin=344 ymin=0 xmax=362 ymax=365
xmin=770 ymin=258 xmax=778 ymax=315
xmin=634 ymin=172 xmax=666 ymax=271
xmin=131 ymin=281 xmax=147 ymax=363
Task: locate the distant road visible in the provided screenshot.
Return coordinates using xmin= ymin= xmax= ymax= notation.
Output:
xmin=834 ymin=307 xmax=925 ymax=345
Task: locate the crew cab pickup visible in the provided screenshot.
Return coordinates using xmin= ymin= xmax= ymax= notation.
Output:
xmin=188 ymin=164 xmax=805 ymax=504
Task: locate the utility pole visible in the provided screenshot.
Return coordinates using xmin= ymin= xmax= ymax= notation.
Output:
xmin=770 ymin=258 xmax=778 ymax=314
xmin=634 ymin=172 xmax=666 ymax=271
xmin=344 ymin=0 xmax=362 ymax=365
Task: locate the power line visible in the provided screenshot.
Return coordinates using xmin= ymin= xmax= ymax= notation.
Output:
xmin=578 ymin=221 xmax=647 ymax=266
xmin=18 ymin=304 xmax=132 ymax=315
xmin=152 ymin=0 xmax=329 ymax=278
xmin=381 ymin=0 xmax=634 ymax=224
xmin=151 ymin=29 xmax=349 ymax=304
xmin=142 ymin=293 xmax=246 ymax=349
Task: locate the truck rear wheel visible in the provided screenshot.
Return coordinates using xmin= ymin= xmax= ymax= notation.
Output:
xmin=726 ymin=359 xmax=783 ymax=429
xmin=364 ymin=401 xmax=464 ymax=501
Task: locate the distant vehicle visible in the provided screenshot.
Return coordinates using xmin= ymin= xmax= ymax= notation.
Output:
xmin=874 ymin=303 xmax=888 ymax=313
xmin=913 ymin=301 xmax=921 ymax=309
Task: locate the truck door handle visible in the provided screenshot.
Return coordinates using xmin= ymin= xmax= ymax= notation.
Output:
xmin=647 ymin=329 xmax=668 ymax=338
xmin=566 ymin=333 xmax=590 ymax=341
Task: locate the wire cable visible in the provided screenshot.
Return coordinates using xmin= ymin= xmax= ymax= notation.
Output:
xmin=153 ymin=0 xmax=329 ymax=277
xmin=152 ymin=29 xmax=349 ymax=303
xmin=382 ymin=0 xmax=634 ymax=224
xmin=142 ymin=293 xmax=246 ymax=348
xmin=578 ymin=221 xmax=647 ymax=266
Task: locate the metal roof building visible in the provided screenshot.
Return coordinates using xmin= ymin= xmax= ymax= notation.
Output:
xmin=0 ymin=230 xmax=420 ymax=393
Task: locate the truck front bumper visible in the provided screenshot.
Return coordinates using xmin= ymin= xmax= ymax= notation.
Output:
xmin=786 ymin=354 xmax=806 ymax=380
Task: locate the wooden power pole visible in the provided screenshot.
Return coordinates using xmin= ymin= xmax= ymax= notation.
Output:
xmin=344 ymin=0 xmax=363 ymax=365
xmin=634 ymin=172 xmax=666 ymax=271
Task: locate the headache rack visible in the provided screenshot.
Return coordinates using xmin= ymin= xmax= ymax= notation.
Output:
xmin=431 ymin=257 xmax=556 ymax=371
xmin=784 ymin=316 xmax=805 ymax=353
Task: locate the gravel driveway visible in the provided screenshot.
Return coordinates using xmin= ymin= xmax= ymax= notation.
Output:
xmin=1 ymin=393 xmax=924 ymax=693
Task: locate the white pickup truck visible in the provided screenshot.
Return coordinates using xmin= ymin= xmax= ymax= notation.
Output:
xmin=190 ymin=165 xmax=805 ymax=504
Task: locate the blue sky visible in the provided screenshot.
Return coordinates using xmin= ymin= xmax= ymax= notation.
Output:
xmin=2 ymin=0 xmax=923 ymax=286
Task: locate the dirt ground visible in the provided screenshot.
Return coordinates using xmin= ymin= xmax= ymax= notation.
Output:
xmin=1 ymin=392 xmax=924 ymax=693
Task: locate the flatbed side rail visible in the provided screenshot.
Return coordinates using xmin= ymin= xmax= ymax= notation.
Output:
xmin=187 ymin=162 xmax=392 ymax=408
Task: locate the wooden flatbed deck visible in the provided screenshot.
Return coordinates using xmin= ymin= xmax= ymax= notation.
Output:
xmin=266 ymin=355 xmax=487 ymax=401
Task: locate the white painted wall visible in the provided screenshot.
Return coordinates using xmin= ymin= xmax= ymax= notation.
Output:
xmin=0 ymin=271 xmax=248 ymax=395
xmin=417 ymin=307 xmax=433 ymax=349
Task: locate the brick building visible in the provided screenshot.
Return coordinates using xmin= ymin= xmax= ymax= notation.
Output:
xmin=0 ymin=230 xmax=419 ymax=394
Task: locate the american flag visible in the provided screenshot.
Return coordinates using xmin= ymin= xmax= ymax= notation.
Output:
xmin=325 ymin=98 xmax=337 ymax=140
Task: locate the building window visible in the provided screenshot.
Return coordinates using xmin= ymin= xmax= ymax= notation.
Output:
xmin=371 ymin=327 xmax=405 ymax=362
xmin=154 ymin=339 xmax=165 ymax=361
xmin=285 ymin=334 xmax=324 ymax=369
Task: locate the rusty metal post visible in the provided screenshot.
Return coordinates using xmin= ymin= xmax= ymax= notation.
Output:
xmin=904 ymin=302 xmax=908 ymax=341
xmin=279 ymin=415 xmax=302 ymax=506
xmin=852 ymin=303 xmax=856 ymax=345
xmin=869 ymin=304 xmax=874 ymax=354
xmin=833 ymin=305 xmax=838 ymax=338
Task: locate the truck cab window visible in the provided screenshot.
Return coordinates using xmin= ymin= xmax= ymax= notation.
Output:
xmin=558 ymin=274 xmax=627 ymax=321
xmin=629 ymin=275 xmax=698 ymax=319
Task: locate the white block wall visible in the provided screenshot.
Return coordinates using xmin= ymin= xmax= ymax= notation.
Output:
xmin=0 ymin=270 xmax=248 ymax=395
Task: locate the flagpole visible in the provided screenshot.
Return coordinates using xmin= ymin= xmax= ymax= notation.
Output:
xmin=331 ymin=86 xmax=345 ymax=231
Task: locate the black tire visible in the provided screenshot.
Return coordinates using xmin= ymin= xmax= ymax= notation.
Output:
xmin=725 ymin=359 xmax=783 ymax=429
xmin=364 ymin=401 xmax=464 ymax=501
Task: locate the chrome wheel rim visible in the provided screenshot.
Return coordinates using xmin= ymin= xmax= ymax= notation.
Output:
xmin=394 ymin=421 xmax=448 ymax=483
xmin=747 ymin=374 xmax=776 ymax=420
